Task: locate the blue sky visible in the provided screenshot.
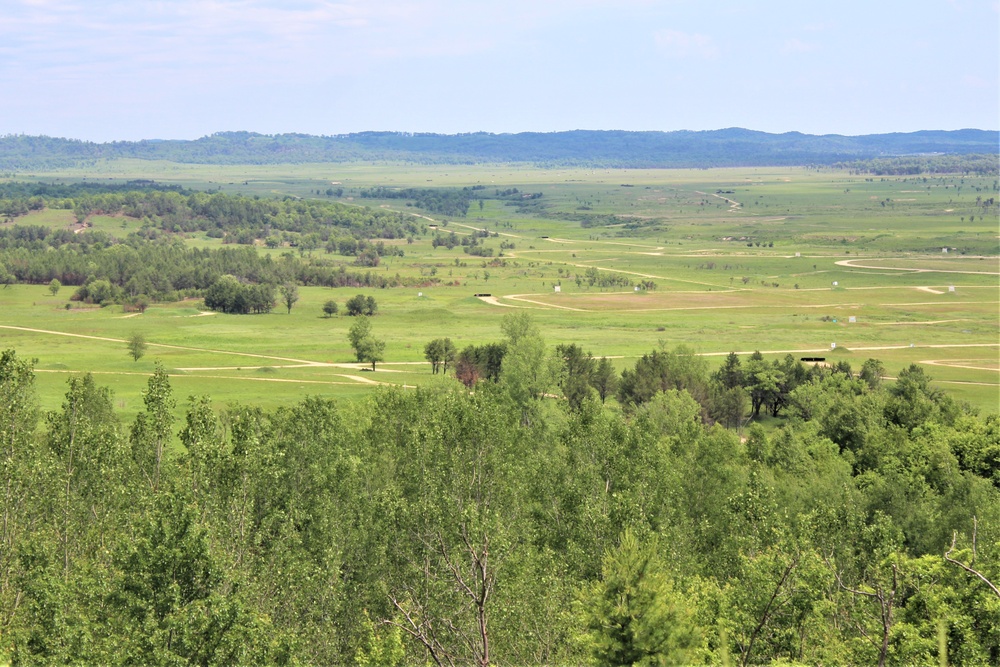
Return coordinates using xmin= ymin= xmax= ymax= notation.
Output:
xmin=1 ymin=0 xmax=996 ymax=141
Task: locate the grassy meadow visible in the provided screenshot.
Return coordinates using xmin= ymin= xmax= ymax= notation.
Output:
xmin=2 ymin=161 xmax=997 ymax=421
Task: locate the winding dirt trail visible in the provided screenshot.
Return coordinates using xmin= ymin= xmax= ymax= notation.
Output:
xmin=694 ymin=190 xmax=742 ymax=210
xmin=33 ymin=369 xmax=380 ymax=386
xmin=0 ymin=324 xmax=402 ymax=387
xmin=0 ymin=325 xmax=319 ymax=365
xmin=836 ymin=258 xmax=1000 ymax=275
xmin=920 ymin=359 xmax=1000 ymax=373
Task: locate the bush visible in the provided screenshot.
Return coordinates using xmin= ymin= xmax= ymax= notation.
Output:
xmin=345 ymin=294 xmax=377 ymax=316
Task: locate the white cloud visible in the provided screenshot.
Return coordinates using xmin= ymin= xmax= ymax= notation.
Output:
xmin=961 ymin=74 xmax=993 ymax=89
xmin=781 ymin=38 xmax=819 ymax=55
xmin=653 ymin=29 xmax=719 ymax=59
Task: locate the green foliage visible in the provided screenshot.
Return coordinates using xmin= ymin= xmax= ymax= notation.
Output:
xmin=499 ymin=313 xmax=555 ymax=425
xmin=280 ymin=282 xmax=299 ymax=314
xmin=836 ymin=153 xmax=999 ymax=176
xmin=348 ymin=315 xmax=385 ymax=370
xmin=130 ymin=363 xmax=175 ymax=492
xmin=556 ymin=343 xmax=596 ymax=411
xmin=455 ymin=342 xmax=506 ymax=387
xmin=103 ymin=489 xmax=277 ymax=665
xmin=355 ymin=612 xmax=405 ymax=666
xmin=590 ymin=356 xmax=619 ymax=405
xmin=360 ymin=186 xmax=473 ymax=217
xmin=126 ymin=331 xmax=146 ymax=362
xmin=204 ymin=275 xmax=276 ymax=314
xmin=423 ymin=337 xmax=456 ymax=375
xmin=0 ymin=349 xmax=998 ymax=664
xmin=580 ymin=529 xmax=702 ymax=666
xmin=346 ymin=293 xmax=378 ymax=316
xmin=618 ymin=345 xmax=710 ymax=414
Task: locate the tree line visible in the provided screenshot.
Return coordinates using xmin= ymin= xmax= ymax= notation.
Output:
xmin=2 ymin=129 xmax=997 ymax=170
xmin=0 ymin=185 xmax=423 ymax=246
xmin=0 ymin=227 xmax=443 ymax=308
xmin=359 ymin=186 xmax=543 ymax=218
xmin=834 ymin=154 xmax=999 ymax=176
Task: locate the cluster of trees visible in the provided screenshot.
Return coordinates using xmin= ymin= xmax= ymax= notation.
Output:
xmin=345 ymin=293 xmax=378 ymax=316
xmin=357 ymin=185 xmax=548 ymax=219
xmin=1 ymin=323 xmax=996 ymax=664
xmin=0 ymin=226 xmax=434 ymax=306
xmin=577 ymin=266 xmax=637 ymax=289
xmin=359 ymin=187 xmax=473 ymax=217
xmin=423 ymin=337 xmax=456 ymax=374
xmin=0 ymin=181 xmax=187 ymax=218
xmin=454 ymin=342 xmax=507 ymax=387
xmin=431 ymin=228 xmax=500 ymax=253
xmin=202 ymin=275 xmax=277 ymax=314
xmin=0 ymin=184 xmax=422 ymax=247
xmin=609 ymin=347 xmax=925 ymax=435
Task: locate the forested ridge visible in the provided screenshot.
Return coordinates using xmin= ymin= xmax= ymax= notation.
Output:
xmin=1 ymin=312 xmax=997 ymax=665
xmin=1 ymin=129 xmax=997 ymax=169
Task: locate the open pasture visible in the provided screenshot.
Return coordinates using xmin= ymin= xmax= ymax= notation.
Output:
xmin=2 ymin=162 xmax=997 ymax=417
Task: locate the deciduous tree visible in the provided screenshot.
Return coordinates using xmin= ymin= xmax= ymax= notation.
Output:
xmin=127 ymin=331 xmax=147 ymax=362
xmin=280 ymin=282 xmax=299 ymax=314
xmin=348 ymin=316 xmax=385 ymax=371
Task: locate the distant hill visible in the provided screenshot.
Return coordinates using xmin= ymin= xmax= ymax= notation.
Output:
xmin=0 ymin=128 xmax=996 ymax=170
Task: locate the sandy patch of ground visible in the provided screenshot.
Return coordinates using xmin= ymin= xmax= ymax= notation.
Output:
xmin=502 ymin=295 xmax=586 ymax=311
xmin=477 ymin=296 xmax=526 ymax=308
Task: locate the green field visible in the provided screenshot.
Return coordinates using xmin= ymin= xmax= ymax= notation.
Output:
xmin=2 ymin=162 xmax=997 ymax=418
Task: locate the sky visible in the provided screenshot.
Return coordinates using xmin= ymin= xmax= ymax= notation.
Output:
xmin=0 ymin=0 xmax=997 ymax=141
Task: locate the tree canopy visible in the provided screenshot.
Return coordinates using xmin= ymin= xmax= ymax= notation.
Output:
xmin=0 ymin=333 xmax=997 ymax=665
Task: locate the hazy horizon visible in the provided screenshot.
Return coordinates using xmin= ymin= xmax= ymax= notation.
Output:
xmin=1 ymin=1 xmax=997 ymax=142
xmin=6 ymin=126 xmax=1000 ymax=145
